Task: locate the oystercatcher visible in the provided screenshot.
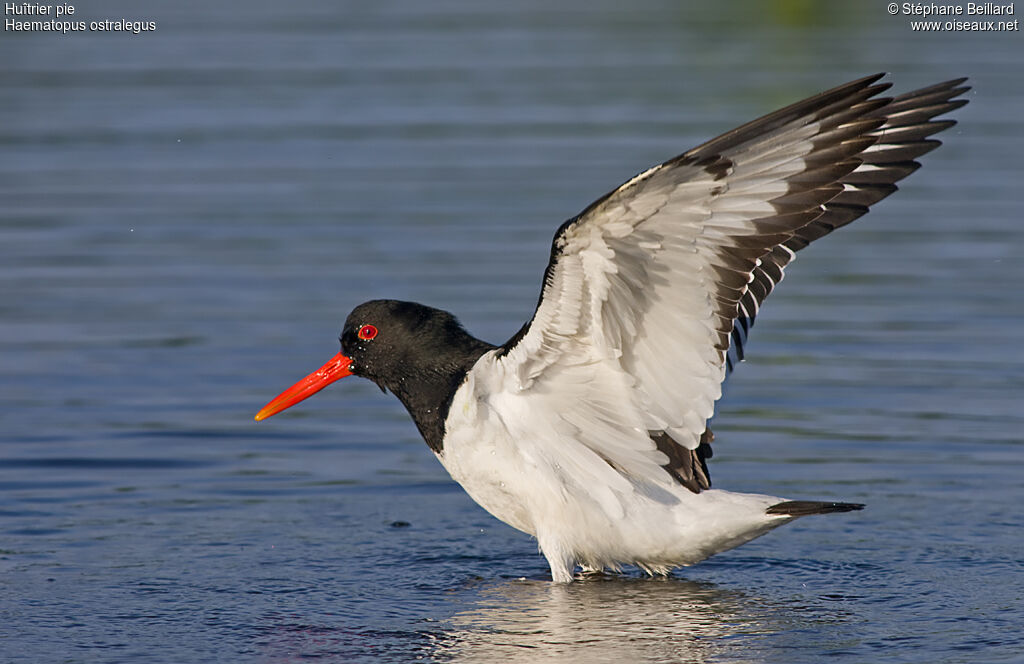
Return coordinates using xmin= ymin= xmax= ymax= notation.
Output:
xmin=256 ymin=74 xmax=968 ymax=582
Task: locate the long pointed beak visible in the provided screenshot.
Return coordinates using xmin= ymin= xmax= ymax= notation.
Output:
xmin=254 ymin=352 xmax=353 ymax=421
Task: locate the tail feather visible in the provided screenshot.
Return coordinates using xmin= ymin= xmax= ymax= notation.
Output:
xmin=766 ymin=500 xmax=864 ymax=517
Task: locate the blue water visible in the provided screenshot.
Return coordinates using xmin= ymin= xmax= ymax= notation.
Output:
xmin=3 ymin=2 xmax=1023 ymax=662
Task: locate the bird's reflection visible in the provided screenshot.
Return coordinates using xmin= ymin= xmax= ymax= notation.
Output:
xmin=433 ymin=574 xmax=770 ymax=663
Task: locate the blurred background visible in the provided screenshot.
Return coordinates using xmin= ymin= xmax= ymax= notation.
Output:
xmin=2 ymin=1 xmax=1022 ymax=662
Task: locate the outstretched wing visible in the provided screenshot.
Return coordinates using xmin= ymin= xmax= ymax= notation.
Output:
xmin=492 ymin=74 xmax=968 ymax=493
xmin=727 ymin=77 xmax=970 ymax=372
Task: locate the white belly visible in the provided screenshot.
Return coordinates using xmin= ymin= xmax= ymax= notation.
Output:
xmin=435 ymin=369 xmax=788 ymax=576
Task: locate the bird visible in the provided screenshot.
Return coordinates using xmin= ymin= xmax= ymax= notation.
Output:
xmin=255 ymin=74 xmax=969 ymax=582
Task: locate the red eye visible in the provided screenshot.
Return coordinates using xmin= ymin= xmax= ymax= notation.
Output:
xmin=358 ymin=324 xmax=378 ymax=341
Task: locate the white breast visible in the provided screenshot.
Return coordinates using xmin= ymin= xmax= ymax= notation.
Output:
xmin=436 ymin=362 xmax=538 ymax=535
xmin=436 ymin=352 xmax=789 ymax=578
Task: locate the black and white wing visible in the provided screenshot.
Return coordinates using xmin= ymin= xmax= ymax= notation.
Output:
xmin=727 ymin=77 xmax=970 ymax=372
xmin=494 ymin=74 xmax=969 ymax=493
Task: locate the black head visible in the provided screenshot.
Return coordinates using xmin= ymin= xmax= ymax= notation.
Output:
xmin=339 ymin=300 xmax=486 ymax=390
xmin=338 ymin=300 xmax=496 ymax=451
xmin=256 ymin=298 xmax=495 ymax=451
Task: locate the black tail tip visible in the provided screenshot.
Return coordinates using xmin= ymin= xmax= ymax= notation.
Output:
xmin=766 ymin=500 xmax=865 ymax=517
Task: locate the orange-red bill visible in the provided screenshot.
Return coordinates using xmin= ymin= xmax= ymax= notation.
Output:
xmin=254 ymin=352 xmax=353 ymax=421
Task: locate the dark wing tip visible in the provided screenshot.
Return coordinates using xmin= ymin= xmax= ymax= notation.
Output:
xmin=766 ymin=500 xmax=865 ymax=516
xmin=893 ymin=76 xmax=970 ymax=99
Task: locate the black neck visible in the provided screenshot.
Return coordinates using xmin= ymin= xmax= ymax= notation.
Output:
xmin=381 ymin=336 xmax=496 ymax=453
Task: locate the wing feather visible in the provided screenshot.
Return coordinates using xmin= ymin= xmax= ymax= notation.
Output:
xmin=732 ymin=78 xmax=970 ymax=371
xmin=488 ymin=75 xmax=968 ymax=495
